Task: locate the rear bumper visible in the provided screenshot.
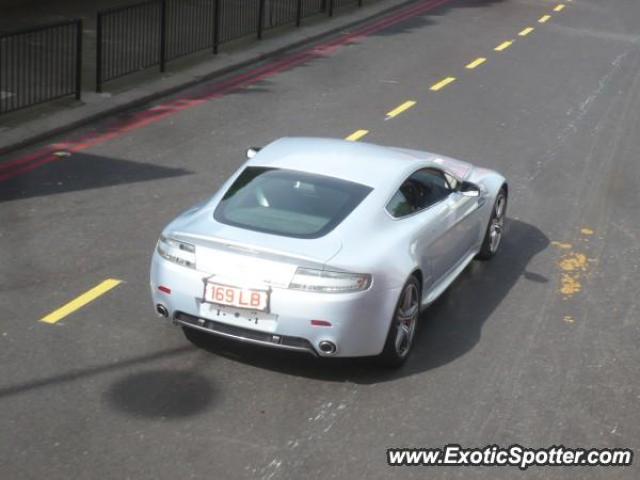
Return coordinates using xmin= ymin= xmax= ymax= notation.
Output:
xmin=175 ymin=312 xmax=317 ymax=355
xmin=150 ymin=252 xmax=401 ymax=357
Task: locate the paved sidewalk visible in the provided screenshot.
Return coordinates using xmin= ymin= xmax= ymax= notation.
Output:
xmin=0 ymin=0 xmax=412 ymax=156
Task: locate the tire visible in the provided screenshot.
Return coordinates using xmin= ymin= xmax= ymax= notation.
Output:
xmin=182 ymin=326 xmax=212 ymax=348
xmin=378 ymin=275 xmax=421 ymax=368
xmin=476 ymin=186 xmax=507 ymax=261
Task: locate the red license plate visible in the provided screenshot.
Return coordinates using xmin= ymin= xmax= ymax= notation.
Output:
xmin=204 ymin=283 xmax=269 ymax=311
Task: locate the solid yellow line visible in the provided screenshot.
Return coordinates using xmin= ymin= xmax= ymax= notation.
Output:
xmin=465 ymin=57 xmax=486 ymax=69
xmin=554 ymin=4 xmax=565 ymax=12
xmin=494 ymin=40 xmax=513 ymax=52
xmin=519 ymin=27 xmax=534 ymax=37
xmin=430 ymin=77 xmax=456 ymax=91
xmin=40 ymin=279 xmax=123 ymax=324
xmin=539 ymin=15 xmax=551 ymax=23
xmin=345 ymin=129 xmax=369 ymax=141
xmin=386 ymin=100 xmax=416 ymax=118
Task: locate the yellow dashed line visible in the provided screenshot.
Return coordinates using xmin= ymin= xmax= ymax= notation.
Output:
xmin=430 ymin=77 xmax=456 ymax=91
xmin=519 ymin=27 xmax=534 ymax=37
xmin=495 ymin=40 xmax=513 ymax=52
xmin=465 ymin=57 xmax=487 ymax=69
xmin=580 ymin=227 xmax=594 ymax=236
xmin=539 ymin=15 xmax=551 ymax=23
xmin=40 ymin=279 xmax=123 ymax=324
xmin=385 ymin=100 xmax=417 ymax=119
xmin=345 ymin=129 xmax=369 ymax=141
xmin=554 ymin=4 xmax=565 ymax=12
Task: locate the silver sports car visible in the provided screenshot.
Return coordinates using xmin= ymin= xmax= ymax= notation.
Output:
xmin=150 ymin=137 xmax=507 ymax=366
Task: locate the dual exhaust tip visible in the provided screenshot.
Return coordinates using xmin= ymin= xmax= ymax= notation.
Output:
xmin=318 ymin=340 xmax=337 ymax=355
xmin=156 ymin=304 xmax=168 ymax=318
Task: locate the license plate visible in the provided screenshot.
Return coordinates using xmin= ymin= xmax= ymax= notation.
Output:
xmin=203 ymin=282 xmax=269 ymax=312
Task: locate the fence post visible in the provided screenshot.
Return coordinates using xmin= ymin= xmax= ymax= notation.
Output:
xmin=96 ymin=13 xmax=103 ymax=92
xmin=257 ymin=0 xmax=265 ymax=39
xmin=328 ymin=0 xmax=334 ymax=17
xmin=358 ymin=0 xmax=363 ymax=6
xmin=159 ymin=0 xmax=166 ymax=72
xmin=296 ymin=0 xmax=302 ymax=27
xmin=75 ymin=19 xmax=82 ymax=100
xmin=213 ymin=0 xmax=220 ymax=54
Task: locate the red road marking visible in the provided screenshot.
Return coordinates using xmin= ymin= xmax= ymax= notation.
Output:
xmin=0 ymin=0 xmax=454 ymax=183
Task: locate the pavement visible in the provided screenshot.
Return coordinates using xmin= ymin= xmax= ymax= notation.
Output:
xmin=0 ymin=0 xmax=414 ymax=155
xmin=1 ymin=0 xmax=640 ymax=479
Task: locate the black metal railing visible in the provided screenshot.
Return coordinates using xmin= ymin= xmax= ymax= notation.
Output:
xmin=1 ymin=0 xmax=370 ymax=113
xmin=263 ymin=0 xmax=299 ymax=30
xmin=96 ymin=1 xmax=163 ymax=92
xmin=166 ymin=0 xmax=217 ymax=61
xmin=0 ymin=19 xmax=82 ymax=114
xmin=332 ymin=0 xmax=361 ymax=12
xmin=218 ymin=0 xmax=261 ymax=44
xmin=302 ymin=0 xmax=327 ymax=18
xmin=96 ymin=0 xmax=367 ymax=91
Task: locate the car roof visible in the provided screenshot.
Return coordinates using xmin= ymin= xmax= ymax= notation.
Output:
xmin=247 ymin=137 xmax=431 ymax=188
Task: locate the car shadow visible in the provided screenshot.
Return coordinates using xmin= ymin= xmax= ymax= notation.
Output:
xmin=190 ymin=217 xmax=550 ymax=383
xmin=0 ymin=152 xmax=192 ymax=203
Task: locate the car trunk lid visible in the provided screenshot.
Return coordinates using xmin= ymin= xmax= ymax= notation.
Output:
xmin=172 ymin=222 xmax=342 ymax=288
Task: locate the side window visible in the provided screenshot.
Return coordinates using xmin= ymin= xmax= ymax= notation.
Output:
xmin=386 ymin=168 xmax=452 ymax=218
xmin=387 ymin=190 xmax=415 ymax=217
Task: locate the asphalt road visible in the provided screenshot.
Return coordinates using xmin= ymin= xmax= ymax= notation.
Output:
xmin=1 ymin=0 xmax=639 ymax=479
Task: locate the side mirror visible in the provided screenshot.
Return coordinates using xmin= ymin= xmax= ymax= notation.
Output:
xmin=246 ymin=146 xmax=262 ymax=159
xmin=459 ymin=181 xmax=481 ymax=197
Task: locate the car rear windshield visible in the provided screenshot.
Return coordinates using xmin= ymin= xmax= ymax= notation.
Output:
xmin=214 ymin=167 xmax=372 ymax=238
